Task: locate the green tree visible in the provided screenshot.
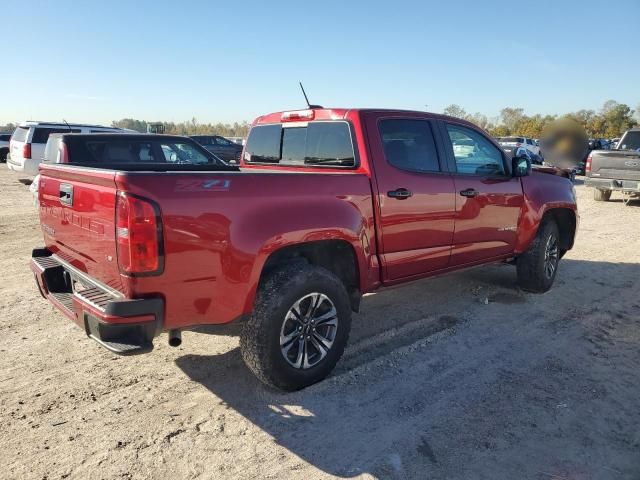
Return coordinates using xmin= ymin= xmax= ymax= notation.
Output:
xmin=499 ymin=107 xmax=525 ymax=133
xmin=443 ymin=104 xmax=467 ymax=119
xmin=601 ymin=102 xmax=635 ymax=137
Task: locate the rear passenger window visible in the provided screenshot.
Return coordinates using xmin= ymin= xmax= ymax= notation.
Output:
xmin=446 ymin=124 xmax=506 ymax=176
xmin=245 ymin=122 xmax=355 ymax=167
xmin=378 ymin=119 xmax=440 ymax=172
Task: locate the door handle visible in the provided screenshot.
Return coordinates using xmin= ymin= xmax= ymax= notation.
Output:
xmin=59 ymin=183 xmax=74 ymax=206
xmin=387 ymin=188 xmax=413 ymax=200
xmin=459 ymin=188 xmax=479 ymax=198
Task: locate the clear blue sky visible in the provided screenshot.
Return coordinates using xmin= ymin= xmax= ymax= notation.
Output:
xmin=2 ymin=0 xmax=638 ymax=126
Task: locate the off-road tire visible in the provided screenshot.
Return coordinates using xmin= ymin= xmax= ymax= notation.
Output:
xmin=240 ymin=263 xmax=352 ymax=391
xmin=516 ymin=219 xmax=560 ymax=293
xmin=593 ymin=189 xmax=611 ymax=202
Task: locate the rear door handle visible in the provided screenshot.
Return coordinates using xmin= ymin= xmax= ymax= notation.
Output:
xmin=387 ymin=188 xmax=413 ymax=200
xmin=459 ymin=188 xmax=479 ymax=198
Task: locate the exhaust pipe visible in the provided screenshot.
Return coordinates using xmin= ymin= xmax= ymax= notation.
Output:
xmin=168 ymin=330 xmax=182 ymax=347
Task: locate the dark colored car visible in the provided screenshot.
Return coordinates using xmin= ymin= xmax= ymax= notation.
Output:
xmin=0 ymin=133 xmax=11 ymax=162
xmin=31 ymin=108 xmax=577 ymax=390
xmin=190 ymin=135 xmax=243 ymax=163
xmin=576 ymin=138 xmax=610 ymax=174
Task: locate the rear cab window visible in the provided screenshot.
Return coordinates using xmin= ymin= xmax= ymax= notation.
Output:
xmin=244 ymin=121 xmax=356 ymax=168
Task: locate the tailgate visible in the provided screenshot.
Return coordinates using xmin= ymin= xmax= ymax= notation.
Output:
xmin=590 ymin=150 xmax=640 ymax=181
xmin=38 ymin=165 xmax=123 ymax=292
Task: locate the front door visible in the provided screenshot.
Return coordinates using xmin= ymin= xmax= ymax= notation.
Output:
xmin=364 ymin=113 xmax=457 ymax=281
xmin=440 ymin=121 xmax=524 ymax=265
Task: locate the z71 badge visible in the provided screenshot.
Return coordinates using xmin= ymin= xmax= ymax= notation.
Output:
xmin=175 ymin=179 xmax=231 ymax=192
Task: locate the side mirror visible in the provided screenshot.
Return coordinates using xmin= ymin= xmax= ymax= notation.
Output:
xmin=512 ymin=155 xmax=531 ymax=177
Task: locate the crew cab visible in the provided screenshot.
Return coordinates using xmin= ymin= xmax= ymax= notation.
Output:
xmin=31 ymin=109 xmax=578 ymax=390
xmin=585 ymin=128 xmax=640 ymax=203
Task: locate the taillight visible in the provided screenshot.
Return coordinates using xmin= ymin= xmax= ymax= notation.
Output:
xmin=585 ymin=154 xmax=592 ymax=173
xmin=281 ymin=109 xmax=315 ymax=122
xmin=58 ymin=142 xmax=69 ymax=163
xmin=23 ymin=143 xmax=32 ymax=159
xmin=515 ymin=143 xmax=522 ymax=147
xmin=116 ymin=193 xmax=163 ymax=275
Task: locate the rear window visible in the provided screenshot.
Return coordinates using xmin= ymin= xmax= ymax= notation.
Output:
xmin=65 ymin=138 xmax=216 ymax=165
xmin=32 ymin=127 xmax=81 ymax=144
xmin=619 ymin=131 xmax=640 ymax=151
xmin=12 ymin=127 xmax=29 ymax=143
xmin=245 ymin=122 xmax=355 ymax=167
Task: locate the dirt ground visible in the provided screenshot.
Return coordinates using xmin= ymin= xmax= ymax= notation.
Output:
xmin=1 ymin=165 xmax=639 ymax=480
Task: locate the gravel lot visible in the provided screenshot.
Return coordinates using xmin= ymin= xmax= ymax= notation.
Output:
xmin=1 ymin=165 xmax=639 ymax=480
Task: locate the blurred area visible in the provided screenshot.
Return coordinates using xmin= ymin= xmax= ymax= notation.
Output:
xmin=540 ymin=118 xmax=589 ymax=169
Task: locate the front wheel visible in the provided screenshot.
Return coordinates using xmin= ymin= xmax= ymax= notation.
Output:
xmin=240 ymin=263 xmax=352 ymax=391
xmin=516 ymin=220 xmax=560 ymax=293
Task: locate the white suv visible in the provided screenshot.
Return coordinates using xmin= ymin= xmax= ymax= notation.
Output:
xmin=496 ymin=136 xmax=541 ymax=157
xmin=7 ymin=121 xmax=124 ymax=175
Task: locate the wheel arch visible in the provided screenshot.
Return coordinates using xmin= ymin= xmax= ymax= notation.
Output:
xmin=258 ymin=239 xmax=362 ymax=312
xmin=541 ymin=207 xmax=577 ymax=255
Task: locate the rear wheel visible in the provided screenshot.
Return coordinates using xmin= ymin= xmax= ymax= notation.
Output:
xmin=516 ymin=220 xmax=560 ymax=293
xmin=593 ymin=189 xmax=611 ymax=201
xmin=240 ymin=263 xmax=352 ymax=391
xmin=0 ymin=148 xmax=8 ymax=163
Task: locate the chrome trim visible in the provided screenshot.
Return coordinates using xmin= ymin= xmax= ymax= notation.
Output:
xmin=51 ymin=254 xmax=123 ymax=298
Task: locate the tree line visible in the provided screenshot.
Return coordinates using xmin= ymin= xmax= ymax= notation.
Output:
xmin=2 ymin=100 xmax=637 ymax=139
xmin=110 ymin=118 xmax=250 ymax=137
xmin=443 ymin=100 xmax=639 ymax=139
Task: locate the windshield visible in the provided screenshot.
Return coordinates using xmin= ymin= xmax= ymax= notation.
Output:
xmin=618 ymin=131 xmax=640 ymax=151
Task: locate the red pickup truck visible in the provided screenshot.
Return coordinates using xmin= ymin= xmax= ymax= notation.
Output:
xmin=31 ymin=109 xmax=578 ymax=390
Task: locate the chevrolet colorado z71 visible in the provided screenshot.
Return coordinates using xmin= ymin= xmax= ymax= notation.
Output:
xmin=31 ymin=109 xmax=578 ymax=390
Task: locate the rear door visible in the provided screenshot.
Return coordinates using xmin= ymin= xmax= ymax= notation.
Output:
xmin=440 ymin=121 xmax=524 ymax=265
xmin=364 ymin=113 xmax=456 ymax=281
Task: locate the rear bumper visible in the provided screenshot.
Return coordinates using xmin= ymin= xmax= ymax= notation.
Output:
xmin=585 ymin=177 xmax=640 ymax=191
xmin=31 ymin=248 xmax=164 ymax=355
xmin=7 ymin=155 xmax=39 ymax=176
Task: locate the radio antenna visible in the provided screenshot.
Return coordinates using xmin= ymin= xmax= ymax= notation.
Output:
xmin=299 ymin=82 xmax=323 ymax=109
xmin=62 ymin=119 xmax=72 ymax=131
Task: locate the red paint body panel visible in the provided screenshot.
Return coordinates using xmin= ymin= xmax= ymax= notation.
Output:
xmin=35 ymin=108 xmax=577 ymax=334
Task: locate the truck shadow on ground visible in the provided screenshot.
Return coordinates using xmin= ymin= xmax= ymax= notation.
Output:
xmin=175 ymin=258 xmax=640 ymax=478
